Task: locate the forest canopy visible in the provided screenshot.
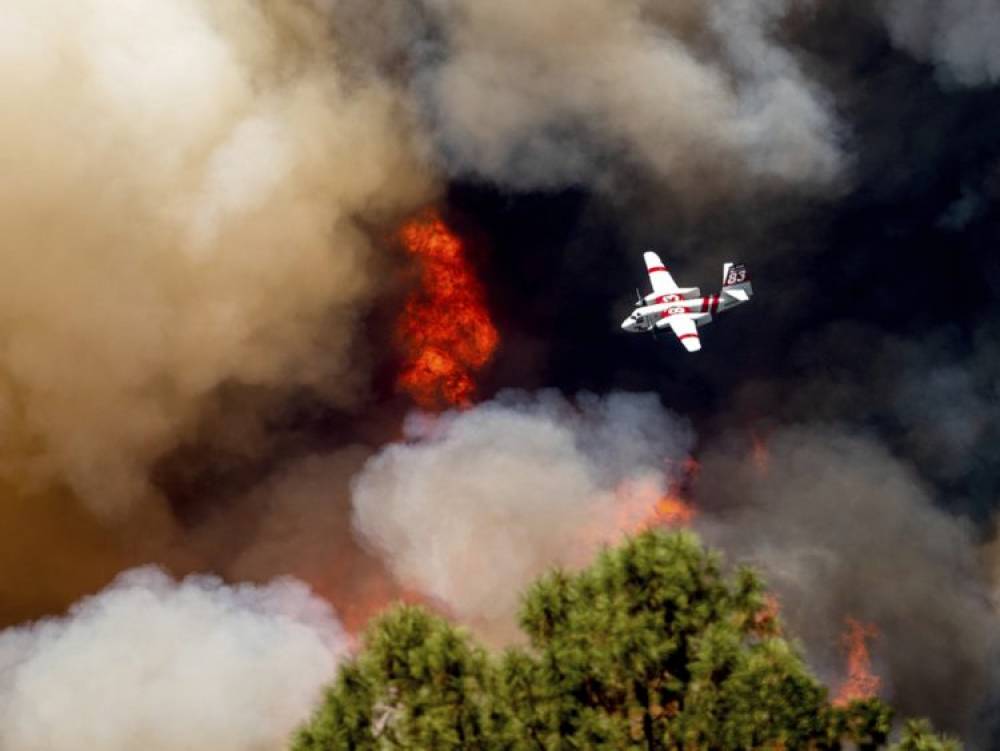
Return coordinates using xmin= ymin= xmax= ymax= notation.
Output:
xmin=293 ymin=530 xmax=958 ymax=750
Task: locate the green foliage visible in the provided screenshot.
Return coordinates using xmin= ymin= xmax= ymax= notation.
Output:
xmin=292 ymin=530 xmax=959 ymax=751
xmin=293 ymin=606 xmax=491 ymax=750
xmin=889 ymin=719 xmax=962 ymax=751
xmin=833 ymin=698 xmax=893 ymax=750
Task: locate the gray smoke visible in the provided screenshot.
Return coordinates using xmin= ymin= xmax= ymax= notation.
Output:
xmin=351 ymin=396 xmax=999 ymax=740
xmin=351 ymin=391 xmax=692 ymax=638
xmin=881 ymin=0 xmax=1000 ymax=87
xmin=695 ymin=426 xmax=998 ymax=742
xmin=333 ymin=0 xmax=844 ymax=199
xmin=0 ymin=567 xmax=347 ymax=751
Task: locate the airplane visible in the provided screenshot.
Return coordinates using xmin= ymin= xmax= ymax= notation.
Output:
xmin=620 ymin=252 xmax=753 ymax=352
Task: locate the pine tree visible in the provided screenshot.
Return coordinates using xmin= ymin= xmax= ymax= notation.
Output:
xmin=292 ymin=530 xmax=960 ymax=750
xmin=293 ymin=606 xmax=491 ymax=750
xmin=889 ymin=719 xmax=961 ymax=751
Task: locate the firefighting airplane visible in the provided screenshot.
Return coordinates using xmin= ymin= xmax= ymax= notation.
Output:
xmin=621 ymin=252 xmax=753 ymax=352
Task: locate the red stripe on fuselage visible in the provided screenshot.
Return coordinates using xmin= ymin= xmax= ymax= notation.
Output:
xmin=678 ymin=333 xmax=699 ymax=341
xmin=648 ymin=266 xmax=668 ymax=273
xmin=700 ymin=296 xmax=709 ymax=313
xmin=710 ymin=294 xmax=719 ymax=315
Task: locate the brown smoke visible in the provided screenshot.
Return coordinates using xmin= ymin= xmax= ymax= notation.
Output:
xmin=0 ymin=0 xmax=432 ymax=523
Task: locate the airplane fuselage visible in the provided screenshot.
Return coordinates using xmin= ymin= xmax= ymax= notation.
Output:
xmin=624 ymin=292 xmax=740 ymax=332
xmin=621 ymin=253 xmax=752 ymax=351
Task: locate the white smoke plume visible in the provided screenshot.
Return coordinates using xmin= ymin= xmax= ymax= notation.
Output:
xmin=0 ymin=0 xmax=431 ymax=517
xmin=0 ymin=567 xmax=347 ymax=751
xmin=881 ymin=0 xmax=1000 ymax=86
xmin=351 ymin=391 xmax=692 ymax=637
xmin=334 ymin=0 xmax=844 ymax=198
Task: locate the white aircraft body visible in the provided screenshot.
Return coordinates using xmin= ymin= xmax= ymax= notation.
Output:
xmin=620 ymin=252 xmax=753 ymax=352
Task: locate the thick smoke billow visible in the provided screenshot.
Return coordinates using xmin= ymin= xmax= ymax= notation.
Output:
xmin=351 ymin=391 xmax=692 ymax=637
xmin=881 ymin=0 xmax=1000 ymax=86
xmin=0 ymin=567 xmax=347 ymax=751
xmin=335 ymin=0 xmax=843 ymax=198
xmin=185 ymin=448 xmax=415 ymax=633
xmin=0 ymin=0 xmax=431 ymax=517
xmin=350 ymin=392 xmax=998 ymax=736
xmin=695 ymin=427 xmax=998 ymax=741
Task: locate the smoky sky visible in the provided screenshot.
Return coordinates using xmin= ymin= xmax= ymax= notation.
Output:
xmin=455 ymin=4 xmax=1000 ymax=523
xmin=6 ymin=2 xmax=1000 ymax=750
xmin=150 ymin=3 xmax=1000 ymax=740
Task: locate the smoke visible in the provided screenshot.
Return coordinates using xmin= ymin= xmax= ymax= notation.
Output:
xmin=333 ymin=0 xmax=844 ymax=199
xmin=351 ymin=396 xmax=999 ymax=738
xmin=695 ymin=426 xmax=998 ymax=741
xmin=7 ymin=0 xmax=1000 ymax=746
xmin=0 ymin=567 xmax=347 ymax=751
xmin=881 ymin=0 xmax=1000 ymax=86
xmin=351 ymin=391 xmax=692 ymax=637
xmin=184 ymin=448 xmax=416 ymax=633
xmin=0 ymin=0 xmax=431 ymax=517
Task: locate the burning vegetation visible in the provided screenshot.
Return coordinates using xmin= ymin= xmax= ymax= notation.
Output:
xmin=835 ymin=617 xmax=882 ymax=706
xmin=396 ymin=213 xmax=499 ymax=410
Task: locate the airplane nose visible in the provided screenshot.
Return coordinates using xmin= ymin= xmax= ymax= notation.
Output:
xmin=621 ymin=318 xmax=633 ymax=331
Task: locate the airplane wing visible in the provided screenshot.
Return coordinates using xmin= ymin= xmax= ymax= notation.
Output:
xmin=643 ymin=251 xmax=679 ymax=294
xmin=659 ymin=314 xmax=701 ymax=352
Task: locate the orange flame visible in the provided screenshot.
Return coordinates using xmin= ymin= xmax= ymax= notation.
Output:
xmin=643 ymin=494 xmax=697 ymax=529
xmin=396 ymin=212 xmax=499 ymax=410
xmin=611 ymin=474 xmax=697 ymax=538
xmin=833 ymin=617 xmax=881 ymax=705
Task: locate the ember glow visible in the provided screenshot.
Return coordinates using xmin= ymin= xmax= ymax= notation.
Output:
xmin=396 ymin=213 xmax=499 ymax=409
xmin=752 ymin=594 xmax=782 ymax=636
xmin=834 ymin=617 xmax=881 ymax=705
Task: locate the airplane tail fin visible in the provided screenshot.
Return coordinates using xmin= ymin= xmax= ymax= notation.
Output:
xmin=722 ymin=263 xmax=753 ymax=302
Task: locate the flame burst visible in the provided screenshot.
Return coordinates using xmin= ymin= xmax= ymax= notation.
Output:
xmin=611 ymin=474 xmax=697 ymax=538
xmin=834 ymin=617 xmax=881 ymax=705
xmin=396 ymin=213 xmax=499 ymax=409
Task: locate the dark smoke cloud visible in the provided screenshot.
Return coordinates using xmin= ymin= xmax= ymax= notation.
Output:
xmin=332 ymin=0 xmax=845 ymax=200
xmin=695 ymin=427 xmax=998 ymax=742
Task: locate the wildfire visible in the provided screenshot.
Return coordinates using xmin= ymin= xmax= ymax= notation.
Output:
xmin=642 ymin=494 xmax=697 ymax=528
xmin=610 ymin=474 xmax=697 ymax=538
xmin=396 ymin=212 xmax=499 ymax=410
xmin=833 ymin=617 xmax=881 ymax=705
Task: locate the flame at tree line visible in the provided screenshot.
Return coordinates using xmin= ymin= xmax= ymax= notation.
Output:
xmin=609 ymin=464 xmax=699 ymax=542
xmin=390 ymin=220 xmax=880 ymax=711
xmin=834 ymin=617 xmax=882 ymax=705
xmin=396 ymin=212 xmax=499 ymax=410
